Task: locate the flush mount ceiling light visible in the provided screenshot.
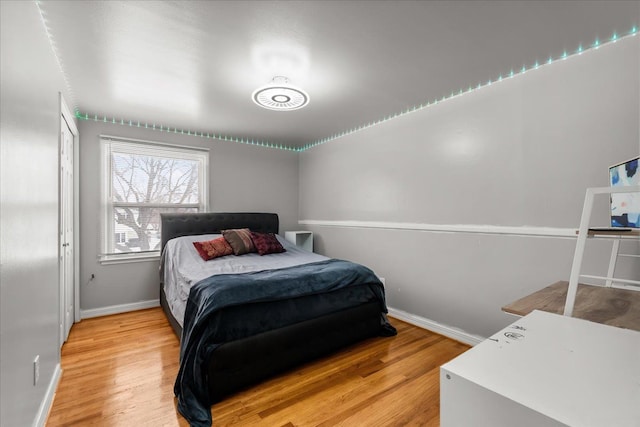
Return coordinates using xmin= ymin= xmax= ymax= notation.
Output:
xmin=252 ymin=76 xmax=309 ymax=111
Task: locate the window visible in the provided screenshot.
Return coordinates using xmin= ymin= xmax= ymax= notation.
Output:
xmin=100 ymin=136 xmax=208 ymax=262
xmin=114 ymin=232 xmax=127 ymax=244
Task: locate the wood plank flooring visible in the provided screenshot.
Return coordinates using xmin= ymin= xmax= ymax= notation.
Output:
xmin=47 ymin=308 xmax=469 ymax=426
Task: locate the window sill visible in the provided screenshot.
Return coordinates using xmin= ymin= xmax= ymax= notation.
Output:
xmin=99 ymin=252 xmax=160 ymax=265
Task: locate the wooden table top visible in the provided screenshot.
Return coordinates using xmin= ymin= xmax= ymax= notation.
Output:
xmin=582 ymin=228 xmax=640 ymax=237
xmin=502 ymin=281 xmax=640 ymax=332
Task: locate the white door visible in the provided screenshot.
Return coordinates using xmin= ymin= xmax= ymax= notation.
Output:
xmin=60 ymin=115 xmax=74 ymax=344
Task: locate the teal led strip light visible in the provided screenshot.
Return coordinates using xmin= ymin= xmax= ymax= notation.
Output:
xmin=74 ymin=111 xmax=301 ymax=152
xmin=296 ymin=26 xmax=638 ymax=151
xmin=75 ymin=25 xmax=637 ymax=153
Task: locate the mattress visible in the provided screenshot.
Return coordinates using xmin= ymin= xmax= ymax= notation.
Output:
xmin=162 ymin=234 xmax=328 ymax=327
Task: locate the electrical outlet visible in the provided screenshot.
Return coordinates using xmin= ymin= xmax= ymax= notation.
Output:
xmin=33 ymin=355 xmax=39 ymax=386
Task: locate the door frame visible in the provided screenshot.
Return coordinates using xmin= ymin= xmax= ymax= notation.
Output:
xmin=59 ymin=94 xmax=80 ymax=347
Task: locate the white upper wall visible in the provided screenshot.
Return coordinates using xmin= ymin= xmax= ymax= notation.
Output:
xmin=300 ymin=37 xmax=640 ymax=226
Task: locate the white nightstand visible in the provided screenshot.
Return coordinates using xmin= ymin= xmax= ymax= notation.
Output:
xmin=284 ymin=231 xmax=313 ymax=252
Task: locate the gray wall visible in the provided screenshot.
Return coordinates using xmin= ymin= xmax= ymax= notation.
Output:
xmin=0 ymin=2 xmax=76 ymax=426
xmin=79 ymin=121 xmax=299 ymax=311
xmin=299 ymin=36 xmax=640 ymax=339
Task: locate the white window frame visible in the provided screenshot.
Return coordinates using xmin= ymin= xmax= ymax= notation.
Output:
xmin=100 ymin=135 xmax=209 ymax=263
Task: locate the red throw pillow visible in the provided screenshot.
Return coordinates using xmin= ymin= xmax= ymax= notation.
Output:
xmin=193 ymin=237 xmax=234 ymax=261
xmin=250 ymin=232 xmax=286 ymax=256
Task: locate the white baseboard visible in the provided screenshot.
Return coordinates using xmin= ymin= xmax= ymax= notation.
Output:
xmin=79 ymin=300 xmax=483 ymax=346
xmin=387 ymin=307 xmax=484 ymax=346
xmin=80 ymin=299 xmax=160 ymax=319
xmin=33 ymin=363 xmax=62 ymax=427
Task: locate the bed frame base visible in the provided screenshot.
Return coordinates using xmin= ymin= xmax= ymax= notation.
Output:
xmin=161 ymin=287 xmax=380 ymax=402
xmin=206 ymin=301 xmax=380 ymax=402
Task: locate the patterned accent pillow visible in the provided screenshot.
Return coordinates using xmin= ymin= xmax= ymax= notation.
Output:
xmin=192 ymin=237 xmax=233 ymax=261
xmin=221 ymin=228 xmax=256 ymax=255
xmin=250 ymin=232 xmax=286 ymax=256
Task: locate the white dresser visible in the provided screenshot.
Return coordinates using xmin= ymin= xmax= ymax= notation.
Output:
xmin=441 ymin=310 xmax=640 ymax=426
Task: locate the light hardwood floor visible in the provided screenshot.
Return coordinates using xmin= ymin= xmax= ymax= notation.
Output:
xmin=47 ymin=308 xmax=469 ymax=426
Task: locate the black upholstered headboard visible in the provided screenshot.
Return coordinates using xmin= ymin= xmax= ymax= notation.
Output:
xmin=160 ymin=212 xmax=279 ymax=251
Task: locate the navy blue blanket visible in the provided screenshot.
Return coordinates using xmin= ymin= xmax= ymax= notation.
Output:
xmin=174 ymin=259 xmax=395 ymax=426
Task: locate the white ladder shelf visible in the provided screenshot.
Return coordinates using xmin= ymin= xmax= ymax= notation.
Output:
xmin=564 ymin=185 xmax=640 ymax=316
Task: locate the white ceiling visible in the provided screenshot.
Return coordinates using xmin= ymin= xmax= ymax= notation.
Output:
xmin=39 ymin=0 xmax=639 ymax=147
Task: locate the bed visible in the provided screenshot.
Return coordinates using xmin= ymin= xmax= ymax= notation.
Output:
xmin=159 ymin=212 xmax=396 ymax=426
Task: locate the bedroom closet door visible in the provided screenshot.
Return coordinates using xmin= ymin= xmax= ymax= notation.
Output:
xmin=59 ymin=114 xmax=74 ymax=344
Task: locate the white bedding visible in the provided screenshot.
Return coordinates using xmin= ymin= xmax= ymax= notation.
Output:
xmin=162 ymin=234 xmax=328 ymax=327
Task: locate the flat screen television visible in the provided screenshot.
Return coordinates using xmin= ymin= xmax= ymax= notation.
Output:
xmin=609 ymin=155 xmax=639 ymax=228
